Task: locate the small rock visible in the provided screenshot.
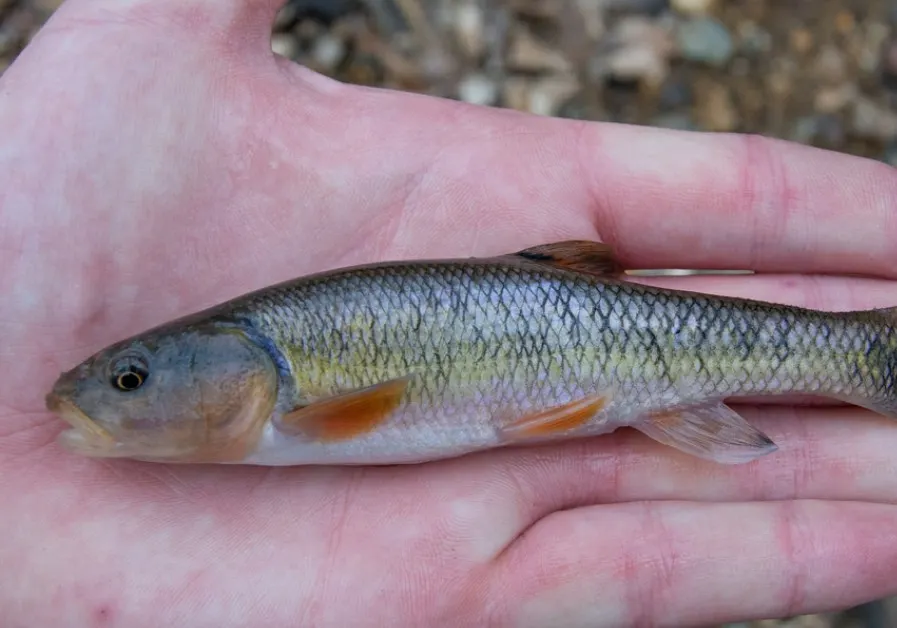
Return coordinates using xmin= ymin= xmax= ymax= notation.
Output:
xmin=0 ymin=9 xmax=31 ymax=56
xmin=274 ymin=3 xmax=299 ymax=30
xmin=670 ymin=0 xmax=714 ymax=15
xmin=556 ymin=93 xmax=597 ymax=120
xmin=883 ymin=38 xmax=897 ymax=90
xmin=659 ymin=74 xmax=692 ymax=108
xmin=502 ymin=77 xmax=531 ymax=112
xmin=859 ymin=23 xmax=890 ymax=74
xmin=676 ymin=17 xmax=734 ymax=66
xmin=607 ymin=42 xmax=668 ymax=85
xmin=814 ymin=83 xmax=857 ymax=113
xmin=816 ymin=115 xmax=847 ymax=146
xmin=289 ymin=0 xmax=362 ymax=25
xmin=457 ymin=73 xmax=499 ymax=106
xmin=507 ymin=25 xmax=572 ymax=73
xmin=311 ymin=33 xmax=345 ymax=70
xmin=834 ymin=9 xmax=856 ymax=35
xmin=454 ymin=1 xmax=485 ymax=59
xmin=575 ymin=0 xmax=606 ymax=40
xmin=270 ymin=33 xmax=299 ymax=60
xmin=606 ymin=0 xmax=670 ymax=14
xmin=813 ymin=45 xmax=847 ymax=84
xmin=600 ymin=16 xmax=674 ymax=86
xmin=527 ymin=74 xmax=581 ymax=116
xmin=652 ymin=112 xmax=697 ymax=130
xmin=696 ymin=80 xmax=738 ymax=131
xmin=792 ymin=116 xmax=819 ymax=144
xmin=851 ymin=96 xmax=897 ymax=140
xmin=789 ymin=27 xmax=813 ymax=54
xmin=30 ymin=0 xmax=65 ymax=11
xmin=791 ymin=114 xmax=845 ymax=146
xmin=737 ymin=21 xmax=772 ymax=55
xmin=510 ymin=0 xmax=564 ymax=20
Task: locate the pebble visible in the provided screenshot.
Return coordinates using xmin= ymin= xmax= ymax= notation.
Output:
xmin=791 ymin=114 xmax=845 ymax=146
xmin=311 ymin=33 xmax=345 ymax=69
xmin=883 ymin=140 xmax=897 ymax=167
xmin=527 ymin=74 xmax=581 ymax=116
xmin=30 ymin=0 xmax=64 ymax=11
xmin=834 ymin=10 xmax=856 ymax=36
xmin=502 ymin=76 xmax=531 ymax=112
xmin=813 ymin=45 xmax=847 ymax=84
xmin=737 ymin=21 xmax=772 ymax=55
xmin=696 ymin=80 xmax=738 ymax=131
xmin=883 ymin=38 xmax=897 ymax=90
xmin=652 ymin=111 xmax=697 ymax=130
xmin=859 ymin=23 xmax=890 ymax=74
xmin=659 ymin=74 xmax=692 ymax=108
xmin=851 ymin=96 xmax=897 ymax=140
xmin=607 ymin=0 xmax=670 ymax=15
xmin=676 ymin=17 xmax=734 ymax=66
xmin=602 ymin=16 xmax=674 ymax=86
xmin=457 ymin=72 xmax=498 ymax=106
xmin=287 ymin=0 xmax=360 ymax=24
xmin=506 ymin=25 xmax=572 ymax=73
xmin=814 ymin=83 xmax=857 ymax=113
xmin=670 ymin=0 xmax=714 ymax=16
xmin=454 ymin=1 xmax=484 ymax=59
xmin=556 ymin=93 xmax=596 ymax=120
xmin=270 ymin=33 xmax=299 ymax=60
xmin=789 ymin=27 xmax=813 ymax=54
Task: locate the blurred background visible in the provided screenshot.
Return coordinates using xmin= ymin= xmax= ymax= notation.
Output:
xmin=2 ymin=0 xmax=896 ymax=626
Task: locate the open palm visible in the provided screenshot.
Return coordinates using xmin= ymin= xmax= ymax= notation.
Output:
xmin=3 ymin=1 xmax=897 ymax=626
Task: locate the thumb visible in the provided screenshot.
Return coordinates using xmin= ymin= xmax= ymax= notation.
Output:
xmin=52 ymin=0 xmax=286 ymax=52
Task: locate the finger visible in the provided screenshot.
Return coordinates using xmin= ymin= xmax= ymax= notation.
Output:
xmin=577 ymin=124 xmax=897 ymax=277
xmin=478 ymin=405 xmax=897 ymax=513
xmin=485 ymin=499 xmax=897 ymax=627
xmin=353 ymin=89 xmax=897 ymax=277
xmin=627 ymin=271 xmax=897 ymax=311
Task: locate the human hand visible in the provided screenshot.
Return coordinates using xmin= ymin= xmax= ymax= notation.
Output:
xmin=2 ymin=1 xmax=897 ymax=625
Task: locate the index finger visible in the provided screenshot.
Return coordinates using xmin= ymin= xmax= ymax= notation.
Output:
xmin=368 ymin=92 xmax=897 ymax=278
xmin=573 ymin=123 xmax=897 ymax=277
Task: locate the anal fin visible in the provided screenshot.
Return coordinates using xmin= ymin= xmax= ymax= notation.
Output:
xmin=276 ymin=377 xmax=410 ymax=443
xmin=498 ymin=395 xmax=609 ymax=440
xmin=634 ymin=401 xmax=777 ymax=464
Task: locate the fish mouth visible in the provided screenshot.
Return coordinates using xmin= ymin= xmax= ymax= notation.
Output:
xmin=45 ymin=392 xmax=116 ymax=455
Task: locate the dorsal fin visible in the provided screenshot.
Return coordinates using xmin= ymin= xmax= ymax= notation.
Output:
xmin=510 ymin=240 xmax=624 ymax=276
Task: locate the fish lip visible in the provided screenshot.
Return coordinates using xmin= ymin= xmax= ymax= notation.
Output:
xmin=45 ymin=391 xmax=115 ymax=445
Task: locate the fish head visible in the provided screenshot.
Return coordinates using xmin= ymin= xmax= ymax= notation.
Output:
xmin=45 ymin=322 xmax=280 ymax=463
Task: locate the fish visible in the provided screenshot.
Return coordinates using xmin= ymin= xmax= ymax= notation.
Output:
xmin=44 ymin=240 xmax=897 ymax=467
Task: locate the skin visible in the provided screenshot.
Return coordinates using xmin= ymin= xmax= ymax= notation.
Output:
xmin=2 ymin=0 xmax=897 ymax=625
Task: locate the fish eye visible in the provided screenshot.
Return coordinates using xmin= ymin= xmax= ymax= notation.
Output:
xmin=109 ymin=355 xmax=149 ymax=392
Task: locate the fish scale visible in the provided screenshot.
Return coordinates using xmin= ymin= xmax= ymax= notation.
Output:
xmin=45 ymin=241 xmax=897 ymax=466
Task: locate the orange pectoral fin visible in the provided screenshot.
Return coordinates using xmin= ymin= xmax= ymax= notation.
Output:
xmin=497 ymin=395 xmax=608 ymax=441
xmin=277 ymin=377 xmax=410 ymax=443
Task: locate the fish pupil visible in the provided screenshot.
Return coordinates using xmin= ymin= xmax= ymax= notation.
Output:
xmin=110 ymin=355 xmax=149 ymax=392
xmin=117 ymin=371 xmax=143 ymax=391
